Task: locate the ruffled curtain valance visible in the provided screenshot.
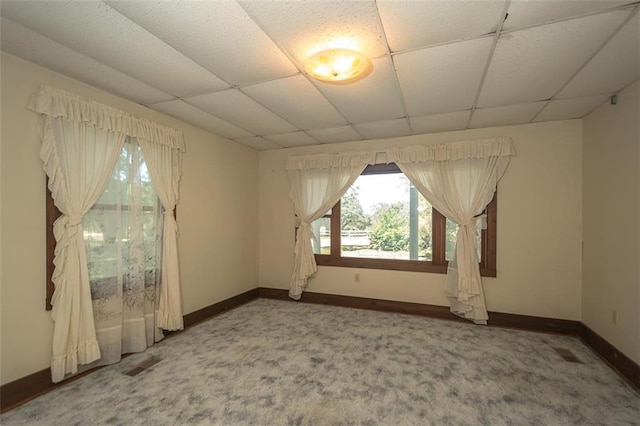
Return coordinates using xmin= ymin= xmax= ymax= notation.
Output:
xmin=286 ymin=151 xmax=377 ymax=171
xmin=385 ymin=138 xmax=514 ymax=163
xmin=27 ymin=85 xmax=185 ymax=152
xmin=286 ymin=138 xmax=514 ymax=170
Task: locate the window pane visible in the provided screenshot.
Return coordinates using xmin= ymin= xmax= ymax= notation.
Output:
xmin=445 ymin=218 xmax=482 ymax=262
xmin=99 ymin=144 xmax=157 ymax=207
xmin=84 ymin=209 xmax=119 ymax=280
xmin=139 ymin=162 xmax=156 ymax=207
xmin=340 ymin=173 xmax=432 ymax=260
xmin=310 ymin=217 xmax=331 ymax=255
xmin=83 ymin=139 xmax=161 ymax=283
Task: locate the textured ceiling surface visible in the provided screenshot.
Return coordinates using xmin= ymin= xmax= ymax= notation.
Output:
xmin=1 ymin=0 xmax=638 ymax=150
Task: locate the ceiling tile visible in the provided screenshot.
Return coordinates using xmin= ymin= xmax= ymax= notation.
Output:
xmin=558 ymin=13 xmax=639 ymax=99
xmin=534 ymin=95 xmax=609 ymax=122
xmin=0 ymin=17 xmax=173 ymax=105
xmin=306 ymin=125 xmax=362 ymax=144
xmin=354 ymin=119 xmax=411 ymax=140
xmin=377 ymin=0 xmax=506 ymax=51
xmin=478 ymin=9 xmax=631 ymax=108
xmin=470 ymin=101 xmax=546 ymax=128
xmin=242 ymin=75 xmax=347 ymax=129
xmin=504 ymin=0 xmax=634 ymax=30
xmin=314 ymin=57 xmax=405 ymax=124
xmin=234 ymin=136 xmax=282 ymax=151
xmin=185 ymin=89 xmax=297 ymax=136
xmin=238 ymin=0 xmax=386 ymax=66
xmin=396 ymin=37 xmax=493 ymax=116
xmin=0 ymin=1 xmax=229 ymax=97
xmin=410 ymin=111 xmax=471 ymax=134
xmin=106 ymin=0 xmax=297 ymax=86
xmin=265 ymin=131 xmax=319 ymax=148
xmin=148 ymin=100 xmax=253 ymax=139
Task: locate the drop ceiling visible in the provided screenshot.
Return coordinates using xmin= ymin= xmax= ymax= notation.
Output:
xmin=1 ymin=0 xmax=638 ymax=150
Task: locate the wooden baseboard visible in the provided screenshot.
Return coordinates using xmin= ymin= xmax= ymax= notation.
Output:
xmin=165 ymin=288 xmax=259 ymax=336
xmin=0 ymin=288 xmax=259 ymax=413
xmin=0 ymin=368 xmax=53 ymax=414
xmin=0 ymin=362 xmax=103 ymax=414
xmin=258 ymin=287 xmax=582 ymax=335
xmin=580 ymin=324 xmax=640 ymax=389
xmin=258 ymin=287 xmax=638 ymax=391
xmin=3 ymin=287 xmax=637 ymax=413
xmin=259 ymin=286 xmax=468 ymax=322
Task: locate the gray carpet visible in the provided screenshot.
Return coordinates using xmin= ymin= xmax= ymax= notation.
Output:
xmin=2 ymin=299 xmax=639 ymax=425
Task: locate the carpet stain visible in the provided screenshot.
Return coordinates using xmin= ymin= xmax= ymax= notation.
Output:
xmin=123 ymin=356 xmax=162 ymax=377
xmin=553 ymin=347 xmax=583 ymax=363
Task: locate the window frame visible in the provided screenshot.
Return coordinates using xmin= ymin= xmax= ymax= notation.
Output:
xmin=313 ymin=163 xmax=497 ymax=277
xmin=45 ymin=185 xmax=60 ymax=310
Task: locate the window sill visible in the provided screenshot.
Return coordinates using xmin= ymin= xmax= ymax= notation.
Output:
xmin=315 ymin=254 xmax=496 ymax=277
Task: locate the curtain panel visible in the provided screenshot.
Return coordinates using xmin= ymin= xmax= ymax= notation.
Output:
xmin=41 ymin=116 xmax=125 ymax=382
xmin=28 ymin=86 xmax=185 ymax=382
xmin=286 ymin=151 xmax=376 ymax=299
xmin=387 ymin=138 xmax=515 ymax=323
xmin=138 ymin=139 xmax=183 ymax=330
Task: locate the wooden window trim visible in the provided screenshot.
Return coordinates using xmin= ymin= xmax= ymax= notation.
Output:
xmin=45 ymin=185 xmax=60 ymax=310
xmin=313 ymin=163 xmax=497 ymax=277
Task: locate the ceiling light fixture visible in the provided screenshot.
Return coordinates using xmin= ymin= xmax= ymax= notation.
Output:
xmin=305 ymin=48 xmax=372 ymax=85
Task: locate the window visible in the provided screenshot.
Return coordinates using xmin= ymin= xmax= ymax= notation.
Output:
xmin=311 ymin=163 xmax=497 ymax=276
xmin=45 ymin=140 xmax=164 ymax=310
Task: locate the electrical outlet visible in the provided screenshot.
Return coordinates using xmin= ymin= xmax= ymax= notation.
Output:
xmin=354 ymin=273 xmax=360 ymax=282
xmin=612 ymin=310 xmax=617 ymax=325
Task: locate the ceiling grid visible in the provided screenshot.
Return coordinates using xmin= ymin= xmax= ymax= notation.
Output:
xmin=465 ymin=0 xmax=513 ymax=129
xmin=1 ymin=0 xmax=637 ymax=150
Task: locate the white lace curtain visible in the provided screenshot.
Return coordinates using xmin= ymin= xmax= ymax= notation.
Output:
xmin=286 ymin=152 xmax=376 ymax=299
xmin=387 ymin=138 xmax=515 ymax=323
xmin=83 ymin=138 xmax=164 ymax=366
xmin=28 ymin=85 xmax=185 ymax=382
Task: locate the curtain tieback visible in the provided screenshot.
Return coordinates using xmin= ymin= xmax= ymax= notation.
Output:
xmin=294 ymin=216 xmax=310 ymax=230
xmin=66 ymin=215 xmax=83 ymax=226
xmin=460 ymin=214 xmax=487 ymax=230
xmin=56 ymin=215 xmax=83 ymax=239
xmin=163 ymin=211 xmax=174 ymax=217
xmin=299 ymin=221 xmax=310 ymax=229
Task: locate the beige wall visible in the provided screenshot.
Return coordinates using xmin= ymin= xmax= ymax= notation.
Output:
xmin=0 ymin=53 xmax=259 ymax=384
xmin=582 ymin=81 xmax=639 ymax=364
xmin=259 ymin=121 xmax=583 ymax=320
